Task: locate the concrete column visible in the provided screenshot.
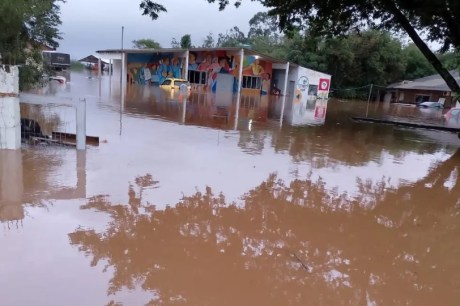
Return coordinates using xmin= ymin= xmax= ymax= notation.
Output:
xmin=233 ymin=48 xmax=244 ymax=130
xmin=184 ymin=50 xmax=189 ymax=81
xmin=0 ymin=65 xmax=21 ymax=150
xmin=279 ymin=62 xmax=290 ymax=127
xmin=98 ymin=57 xmax=101 ymax=78
xmin=121 ymin=52 xmax=126 ymax=89
xmin=109 ymin=59 xmax=112 ymax=96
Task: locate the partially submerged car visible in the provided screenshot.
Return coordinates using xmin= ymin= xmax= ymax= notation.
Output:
xmin=160 ymin=78 xmax=191 ymax=91
xmin=443 ymin=107 xmax=460 ymax=122
xmin=417 ymin=101 xmax=444 ymax=108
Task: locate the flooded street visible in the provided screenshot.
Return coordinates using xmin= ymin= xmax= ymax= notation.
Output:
xmin=1 ymin=71 xmax=460 ymax=305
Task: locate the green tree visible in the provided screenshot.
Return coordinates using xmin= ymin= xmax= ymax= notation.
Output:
xmin=248 ymin=12 xmax=279 ymax=39
xmin=0 ymin=0 xmax=62 ymax=90
xmin=170 ymin=37 xmax=180 ymax=48
xmin=0 ymin=0 xmax=62 ymax=63
xmin=402 ymin=44 xmax=436 ymax=80
xmin=216 ymin=26 xmax=248 ymax=47
xmin=345 ymin=31 xmax=406 ymax=86
xmin=132 ymin=38 xmax=161 ymax=49
xmin=201 ymin=32 xmax=215 ymax=48
xmin=180 ymin=34 xmax=193 ymax=48
xmin=439 ymin=51 xmax=460 ymax=71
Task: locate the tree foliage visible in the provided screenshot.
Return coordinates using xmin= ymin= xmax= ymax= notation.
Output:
xmin=201 ymin=32 xmax=215 ymax=48
xmin=139 ymin=0 xmax=166 ymax=20
xmin=217 ymin=26 xmax=248 ymax=47
xmin=0 ymin=0 xmax=62 ymax=90
xmin=171 ymin=35 xmax=194 ymax=48
xmin=402 ymin=44 xmax=436 ymax=80
xmin=171 ymin=37 xmax=180 ymax=48
xmin=132 ymin=38 xmax=161 ymax=49
xmin=0 ymin=0 xmax=62 ymax=64
xmin=180 ymin=34 xmax=193 ymax=48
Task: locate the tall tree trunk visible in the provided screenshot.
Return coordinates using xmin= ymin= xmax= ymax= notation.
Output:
xmin=384 ymin=1 xmax=460 ymax=94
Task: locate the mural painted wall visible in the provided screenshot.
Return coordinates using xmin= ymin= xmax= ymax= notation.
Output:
xmin=287 ymin=67 xmax=331 ymax=126
xmin=127 ymin=51 xmax=274 ymax=97
xmin=127 ymin=53 xmax=184 ymax=85
xmin=188 ymin=51 xmax=272 ymax=94
xmin=241 ymin=56 xmax=273 ymax=95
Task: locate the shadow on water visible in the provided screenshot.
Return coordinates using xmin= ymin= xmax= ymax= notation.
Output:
xmin=68 ymin=150 xmax=460 ymax=306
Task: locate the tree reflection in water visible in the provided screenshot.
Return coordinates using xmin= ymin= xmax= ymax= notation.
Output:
xmin=69 ymin=152 xmax=460 ymax=305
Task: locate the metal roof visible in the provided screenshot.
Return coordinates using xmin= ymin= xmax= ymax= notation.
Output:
xmin=388 ymin=71 xmax=460 ymax=92
xmin=96 ymin=47 xmax=289 ymax=64
xmin=78 ymin=54 xmax=109 ymax=64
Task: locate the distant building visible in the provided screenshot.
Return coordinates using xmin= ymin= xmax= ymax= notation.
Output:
xmin=78 ymin=55 xmax=110 ymax=71
xmin=385 ymin=71 xmax=459 ymax=107
xmin=42 ymin=51 xmax=70 ymax=70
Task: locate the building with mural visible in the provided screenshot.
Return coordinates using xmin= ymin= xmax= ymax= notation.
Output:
xmin=96 ymin=48 xmax=331 ymax=126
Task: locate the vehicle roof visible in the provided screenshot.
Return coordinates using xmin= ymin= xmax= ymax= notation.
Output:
xmin=165 ymin=78 xmax=187 ymax=81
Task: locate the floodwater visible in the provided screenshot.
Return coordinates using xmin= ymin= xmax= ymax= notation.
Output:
xmin=1 ymin=71 xmax=460 ymax=306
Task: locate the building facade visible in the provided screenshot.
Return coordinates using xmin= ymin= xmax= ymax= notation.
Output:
xmin=96 ymin=47 xmax=332 ymax=126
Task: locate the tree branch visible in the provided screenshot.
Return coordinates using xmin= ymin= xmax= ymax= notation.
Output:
xmin=383 ymin=0 xmax=460 ymax=94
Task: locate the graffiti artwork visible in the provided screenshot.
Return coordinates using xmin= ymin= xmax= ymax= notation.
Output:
xmin=127 ymin=51 xmax=273 ymax=96
xmin=318 ymin=78 xmax=330 ymax=91
xmin=297 ymin=76 xmax=309 ymax=92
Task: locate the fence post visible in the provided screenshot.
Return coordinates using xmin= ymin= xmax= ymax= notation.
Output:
xmin=76 ymin=98 xmax=86 ymax=150
xmin=366 ymin=83 xmax=373 ymax=118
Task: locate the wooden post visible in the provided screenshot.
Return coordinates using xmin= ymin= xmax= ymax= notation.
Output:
xmin=366 ymin=83 xmax=373 ymax=118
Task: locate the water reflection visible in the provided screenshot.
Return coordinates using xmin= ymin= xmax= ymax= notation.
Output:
xmin=0 ymin=149 xmax=86 ymax=228
xmin=122 ymin=84 xmax=280 ymax=130
xmin=69 ymin=150 xmax=460 ymax=305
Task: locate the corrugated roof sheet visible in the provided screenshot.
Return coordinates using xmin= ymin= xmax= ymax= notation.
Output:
xmin=388 ymin=71 xmax=459 ymax=91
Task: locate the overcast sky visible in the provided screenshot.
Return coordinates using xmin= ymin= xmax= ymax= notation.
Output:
xmin=57 ymin=0 xmax=267 ymax=60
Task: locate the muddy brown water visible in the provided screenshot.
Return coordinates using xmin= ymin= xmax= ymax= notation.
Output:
xmin=1 ymin=71 xmax=459 ymax=306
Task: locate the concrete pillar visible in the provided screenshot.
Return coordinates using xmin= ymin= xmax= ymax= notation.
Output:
xmin=233 ymin=48 xmax=244 ymax=130
xmin=279 ymin=62 xmax=290 ymax=127
xmin=184 ymin=50 xmax=189 ymax=81
xmin=0 ymin=65 xmax=21 ymax=150
xmin=98 ymin=57 xmax=101 ymax=78
xmin=121 ymin=52 xmax=127 ymax=89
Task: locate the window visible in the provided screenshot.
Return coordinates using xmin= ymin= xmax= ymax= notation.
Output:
xmin=308 ymin=85 xmax=318 ymax=96
xmin=188 ymin=70 xmax=207 ymax=85
xmin=415 ymin=95 xmax=430 ymax=103
xmin=242 ymin=76 xmax=261 ymax=89
xmin=175 ymin=81 xmax=188 ymax=88
xmin=161 ymin=79 xmax=171 ymax=86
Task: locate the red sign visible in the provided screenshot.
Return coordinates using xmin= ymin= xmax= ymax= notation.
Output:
xmin=319 ymin=78 xmax=330 ymax=91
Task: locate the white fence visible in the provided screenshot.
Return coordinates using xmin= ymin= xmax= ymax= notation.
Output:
xmin=19 ymin=93 xmax=87 ymax=150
